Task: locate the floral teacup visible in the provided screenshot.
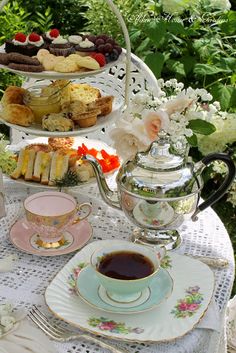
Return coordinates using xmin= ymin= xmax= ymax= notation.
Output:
xmin=23 ymin=191 xmax=92 ymax=243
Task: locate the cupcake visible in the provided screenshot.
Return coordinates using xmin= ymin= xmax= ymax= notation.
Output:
xmin=68 ymin=35 xmax=83 ymax=49
xmin=49 ymin=36 xmax=74 ymax=57
xmin=75 ymin=38 xmax=96 ymax=57
xmin=43 ymin=28 xmax=60 ymax=47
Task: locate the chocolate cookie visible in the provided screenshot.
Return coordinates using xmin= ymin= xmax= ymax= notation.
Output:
xmin=0 ymin=53 xmax=9 ymax=65
xmin=8 ymin=63 xmax=43 ymax=72
xmin=7 ymin=52 xmax=40 ymax=66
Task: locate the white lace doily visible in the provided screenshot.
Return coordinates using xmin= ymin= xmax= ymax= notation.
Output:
xmin=0 ymin=181 xmax=234 ymax=353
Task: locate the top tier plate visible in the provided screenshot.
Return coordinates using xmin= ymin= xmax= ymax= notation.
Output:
xmin=0 ymin=46 xmax=125 ymax=79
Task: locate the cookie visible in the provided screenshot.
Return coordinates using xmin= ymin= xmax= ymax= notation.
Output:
xmin=8 ymin=63 xmax=44 ymax=72
xmin=7 ymin=52 xmax=41 ymax=66
xmin=76 ymin=56 xmax=100 ymax=70
xmin=0 ymin=53 xmax=9 ymax=65
xmin=42 ymin=54 xmax=57 ymax=71
xmin=54 ymin=58 xmax=78 ymax=73
xmin=37 ymin=49 xmax=50 ymax=63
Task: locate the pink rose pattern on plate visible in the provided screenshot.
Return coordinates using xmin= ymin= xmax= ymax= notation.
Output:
xmin=68 ymin=262 xmax=88 ymax=295
xmin=88 ymin=317 xmax=144 ymax=334
xmin=171 ymin=286 xmax=204 ymax=318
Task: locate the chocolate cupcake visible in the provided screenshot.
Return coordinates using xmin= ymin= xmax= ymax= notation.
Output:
xmin=75 ymin=38 xmax=96 ymax=57
xmin=68 ymin=35 xmax=83 ymax=49
xmin=49 ymin=36 xmax=74 ymax=57
xmin=43 ymin=28 xmax=60 ymax=48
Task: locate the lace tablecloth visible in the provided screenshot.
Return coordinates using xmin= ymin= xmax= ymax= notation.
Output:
xmin=0 ymin=182 xmax=234 ymax=353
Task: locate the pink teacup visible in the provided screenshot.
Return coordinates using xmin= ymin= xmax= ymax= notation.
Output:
xmin=23 ymin=191 xmax=92 ymax=243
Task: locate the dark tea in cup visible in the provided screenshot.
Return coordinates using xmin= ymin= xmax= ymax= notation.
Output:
xmin=97 ymin=250 xmax=155 ymax=280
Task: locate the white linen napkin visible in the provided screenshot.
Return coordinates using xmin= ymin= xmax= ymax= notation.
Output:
xmin=0 ymin=320 xmax=56 ymax=353
xmin=197 ymin=299 xmax=221 ymax=332
xmin=0 ymin=305 xmax=55 ymax=353
xmin=0 ymin=169 xmax=6 ymax=219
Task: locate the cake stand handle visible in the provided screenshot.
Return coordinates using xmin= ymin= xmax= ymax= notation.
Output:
xmin=105 ymin=0 xmax=131 ymax=109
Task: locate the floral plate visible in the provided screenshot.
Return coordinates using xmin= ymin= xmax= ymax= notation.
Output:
xmin=45 ymin=239 xmax=214 ymax=343
xmin=76 ymin=265 xmax=173 ymax=314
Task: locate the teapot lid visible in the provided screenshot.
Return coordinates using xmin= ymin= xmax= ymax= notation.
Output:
xmin=118 ymin=132 xmax=200 ymax=199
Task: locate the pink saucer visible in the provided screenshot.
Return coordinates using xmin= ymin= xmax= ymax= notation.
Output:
xmin=9 ymin=218 xmax=93 ymax=256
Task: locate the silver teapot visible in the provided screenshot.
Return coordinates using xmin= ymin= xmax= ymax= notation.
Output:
xmin=84 ymin=133 xmax=235 ymax=249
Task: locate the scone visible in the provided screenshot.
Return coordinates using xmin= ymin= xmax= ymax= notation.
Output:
xmin=70 ymin=83 xmax=101 ymax=104
xmin=2 ymin=104 xmax=34 ymax=126
xmin=1 ymin=86 xmax=27 ymax=107
xmin=42 ymin=113 xmax=74 ymax=132
xmin=66 ymin=100 xmax=87 ymax=118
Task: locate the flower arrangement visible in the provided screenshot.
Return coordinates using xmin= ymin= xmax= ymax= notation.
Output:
xmin=110 ymin=78 xmax=218 ymax=161
xmin=110 ymin=78 xmax=236 ymax=213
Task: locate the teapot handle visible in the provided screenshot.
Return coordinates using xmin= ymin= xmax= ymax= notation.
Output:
xmin=192 ymin=153 xmax=236 ymax=221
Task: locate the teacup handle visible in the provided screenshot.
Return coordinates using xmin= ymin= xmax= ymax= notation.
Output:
xmin=154 ymin=245 xmax=167 ymax=262
xmin=73 ymin=203 xmax=92 ymax=224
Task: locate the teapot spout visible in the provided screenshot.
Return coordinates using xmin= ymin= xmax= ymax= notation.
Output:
xmin=83 ymin=155 xmax=121 ymax=210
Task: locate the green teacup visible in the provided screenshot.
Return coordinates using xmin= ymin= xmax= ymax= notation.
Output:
xmin=90 ymin=240 xmax=165 ymax=303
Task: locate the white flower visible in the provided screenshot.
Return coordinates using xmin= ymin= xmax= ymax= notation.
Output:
xmin=1 ymin=316 xmax=16 ymax=332
xmin=0 ymin=304 xmax=12 ymax=317
xmin=227 ymin=181 xmax=236 ymax=207
xmin=163 ymin=96 xmax=194 ymax=115
xmin=161 ymin=0 xmax=190 ymax=15
xmin=209 ymin=0 xmax=231 ymax=10
xmin=110 ymin=118 xmax=150 ymax=161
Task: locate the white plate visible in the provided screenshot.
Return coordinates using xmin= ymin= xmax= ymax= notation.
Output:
xmin=0 ymin=46 xmax=125 ymax=79
xmin=5 ymin=136 xmax=119 ymax=189
xmin=45 ymin=239 xmax=214 ymax=343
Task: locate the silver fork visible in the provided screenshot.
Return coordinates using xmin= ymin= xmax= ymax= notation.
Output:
xmin=27 ymin=305 xmax=129 ymax=353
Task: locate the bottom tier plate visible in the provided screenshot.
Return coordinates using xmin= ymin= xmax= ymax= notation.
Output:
xmin=45 ymin=239 xmax=214 ymax=343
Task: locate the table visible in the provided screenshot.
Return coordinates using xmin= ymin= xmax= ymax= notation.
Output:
xmin=0 ymin=181 xmax=234 ymax=353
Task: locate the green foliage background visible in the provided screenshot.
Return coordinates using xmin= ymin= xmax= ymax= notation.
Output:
xmin=0 ymin=0 xmax=235 ymax=291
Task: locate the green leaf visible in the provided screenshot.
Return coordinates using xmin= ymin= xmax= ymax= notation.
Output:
xmin=216 ymin=57 xmax=236 ymax=72
xmin=230 ymin=74 xmax=236 ymax=85
xmin=210 ymin=83 xmax=234 ymax=111
xmin=166 ymin=59 xmax=185 ymax=77
xmin=144 ymin=52 xmax=165 ymax=78
xmin=186 ymin=134 xmax=198 ymax=147
xmin=180 ymin=56 xmax=197 ymax=75
xmin=144 ymin=20 xmax=167 ymax=47
xmin=167 ymin=21 xmax=185 ymax=35
xmin=194 ymin=64 xmax=230 ymax=76
xmin=136 ymin=37 xmax=151 ymax=54
xmin=220 ymin=11 xmax=236 ymax=35
xmin=188 ymin=120 xmax=216 ymax=135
